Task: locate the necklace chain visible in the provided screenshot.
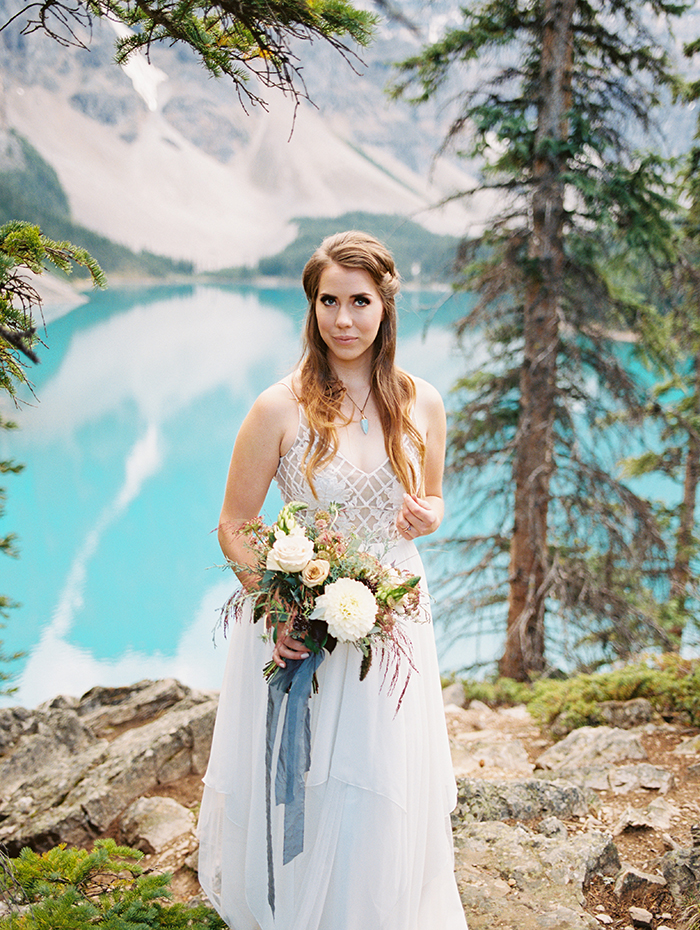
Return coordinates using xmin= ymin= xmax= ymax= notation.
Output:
xmin=345 ymin=386 xmax=372 ymax=435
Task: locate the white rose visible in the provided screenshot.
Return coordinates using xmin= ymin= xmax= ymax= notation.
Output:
xmin=310 ymin=578 xmax=378 ymax=642
xmin=267 ymin=533 xmax=315 ymax=573
xmin=301 ymin=559 xmax=331 ymax=587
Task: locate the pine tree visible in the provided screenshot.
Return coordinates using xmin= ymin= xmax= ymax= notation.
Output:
xmin=394 ymin=0 xmax=688 ymax=678
xmin=3 ymin=0 xmax=376 ymax=109
xmin=619 ymin=62 xmax=700 ymax=651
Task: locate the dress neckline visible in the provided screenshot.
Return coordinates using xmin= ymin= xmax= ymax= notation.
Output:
xmin=281 ymin=425 xmax=392 ymax=478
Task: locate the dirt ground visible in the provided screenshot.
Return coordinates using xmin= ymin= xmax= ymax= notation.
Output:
xmin=114 ymin=711 xmax=700 ymax=926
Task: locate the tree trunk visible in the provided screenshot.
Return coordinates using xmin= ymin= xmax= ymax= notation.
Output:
xmin=668 ymin=350 xmax=700 ymax=647
xmin=499 ymin=0 xmax=574 ymax=681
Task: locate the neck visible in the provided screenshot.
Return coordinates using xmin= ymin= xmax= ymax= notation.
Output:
xmin=328 ymin=357 xmax=373 ymax=392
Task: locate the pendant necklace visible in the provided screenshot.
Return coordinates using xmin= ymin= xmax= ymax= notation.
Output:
xmin=346 ymin=386 xmax=372 ymax=435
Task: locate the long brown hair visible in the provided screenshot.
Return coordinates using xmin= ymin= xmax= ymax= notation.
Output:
xmin=298 ymin=230 xmax=425 ymax=495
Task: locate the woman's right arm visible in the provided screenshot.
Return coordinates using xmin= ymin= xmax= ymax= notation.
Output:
xmin=218 ymin=382 xmax=298 ymax=587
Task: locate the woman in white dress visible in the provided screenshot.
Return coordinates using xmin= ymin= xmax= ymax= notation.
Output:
xmin=197 ymin=231 xmax=468 ymax=930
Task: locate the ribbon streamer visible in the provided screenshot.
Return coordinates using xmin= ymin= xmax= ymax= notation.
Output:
xmin=265 ymin=651 xmax=326 ymax=915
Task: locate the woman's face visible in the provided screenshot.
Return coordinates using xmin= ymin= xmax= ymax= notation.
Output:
xmin=314 ymin=263 xmax=384 ymax=368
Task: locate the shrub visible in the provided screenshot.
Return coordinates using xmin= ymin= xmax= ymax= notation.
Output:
xmin=527 ymin=654 xmax=700 ymax=733
xmin=0 ymin=840 xmax=226 ymax=929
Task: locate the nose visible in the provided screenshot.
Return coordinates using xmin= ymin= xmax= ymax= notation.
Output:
xmin=335 ymin=302 xmax=352 ymax=328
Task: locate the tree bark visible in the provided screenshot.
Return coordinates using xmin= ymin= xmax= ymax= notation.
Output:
xmin=499 ymin=0 xmax=574 ymax=681
xmin=668 ymin=350 xmax=700 ymax=647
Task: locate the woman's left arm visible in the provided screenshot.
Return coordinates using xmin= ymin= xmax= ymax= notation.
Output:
xmin=397 ymin=379 xmax=446 ymax=541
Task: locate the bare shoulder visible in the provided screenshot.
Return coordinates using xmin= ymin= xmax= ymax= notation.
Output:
xmin=409 ymin=374 xmax=445 ymax=419
xmin=242 ymin=375 xmax=300 ymax=456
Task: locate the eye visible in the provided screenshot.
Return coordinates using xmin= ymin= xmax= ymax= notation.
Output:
xmin=319 ymin=294 xmax=336 ymax=307
xmin=354 ymin=296 xmax=370 ymax=307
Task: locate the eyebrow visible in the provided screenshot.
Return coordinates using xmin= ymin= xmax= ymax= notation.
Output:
xmin=319 ymin=291 xmax=373 ymax=300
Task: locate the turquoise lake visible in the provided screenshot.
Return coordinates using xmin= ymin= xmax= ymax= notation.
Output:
xmin=0 ymin=282 xmax=477 ymax=708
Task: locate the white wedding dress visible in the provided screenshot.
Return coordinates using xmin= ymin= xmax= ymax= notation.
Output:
xmin=197 ymin=416 xmax=468 ymax=930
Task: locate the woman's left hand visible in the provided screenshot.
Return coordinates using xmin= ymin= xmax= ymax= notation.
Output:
xmin=397 ymin=493 xmax=441 ymax=541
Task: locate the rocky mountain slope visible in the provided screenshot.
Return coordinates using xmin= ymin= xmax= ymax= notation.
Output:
xmin=0 ymin=0 xmax=492 ymax=271
xmin=1 ymin=679 xmax=699 ymax=929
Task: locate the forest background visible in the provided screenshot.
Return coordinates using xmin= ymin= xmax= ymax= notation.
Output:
xmin=3 ymin=0 xmax=700 ymax=690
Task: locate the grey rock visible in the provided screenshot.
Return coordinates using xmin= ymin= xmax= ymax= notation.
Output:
xmin=77 ymin=678 xmax=196 ymax=735
xmin=454 ymin=820 xmax=618 ymax=929
xmin=613 ymin=866 xmax=666 ymax=896
xmin=598 ymin=699 xmax=658 ymax=729
xmin=608 ymin=763 xmax=674 ymax=795
xmin=0 ymin=707 xmax=103 ymax=799
xmin=674 ymin=733 xmax=700 ymax=756
xmin=613 ymin=798 xmax=680 ymax=835
xmin=538 ymin=817 xmax=569 ymax=840
xmin=0 ymin=706 xmax=37 ymax=757
xmin=629 ymin=906 xmax=653 ymax=927
xmin=451 ymin=736 xmax=534 ymax=777
xmin=661 ymin=845 xmax=700 ymax=902
xmin=0 ymin=682 xmax=218 ymax=855
xmin=442 ymin=681 xmax=467 ymax=708
xmin=536 ymin=726 xmax=647 ymax=771
xmin=453 ymin=777 xmax=593 ymax=824
xmin=69 ymin=91 xmax=144 ymax=126
xmin=120 ymin=796 xmax=195 ymax=854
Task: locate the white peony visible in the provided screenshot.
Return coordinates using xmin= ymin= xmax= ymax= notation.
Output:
xmin=311 ymin=578 xmax=378 ymax=642
xmin=267 ymin=533 xmax=315 ymax=573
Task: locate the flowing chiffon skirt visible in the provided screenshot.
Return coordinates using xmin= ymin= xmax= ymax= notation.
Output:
xmin=197 ymin=537 xmax=468 ymax=930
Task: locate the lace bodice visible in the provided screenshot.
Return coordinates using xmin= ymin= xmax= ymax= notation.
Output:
xmin=275 ymin=420 xmax=410 ymax=540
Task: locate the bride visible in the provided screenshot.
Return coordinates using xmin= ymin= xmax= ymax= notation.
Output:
xmin=197 ymin=230 xmax=468 ymax=930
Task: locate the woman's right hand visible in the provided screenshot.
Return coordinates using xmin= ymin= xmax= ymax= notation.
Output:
xmin=271 ymin=624 xmax=311 ymax=668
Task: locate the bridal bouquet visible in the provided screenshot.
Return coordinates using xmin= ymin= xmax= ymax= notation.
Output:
xmin=220 ymin=500 xmax=422 ymax=914
xmin=221 ymin=500 xmax=421 ymax=687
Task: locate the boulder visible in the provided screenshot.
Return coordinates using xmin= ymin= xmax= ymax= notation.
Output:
xmin=454 ymin=820 xmax=618 ymax=929
xmin=598 ymin=699 xmax=658 ymax=729
xmin=661 ymin=845 xmax=700 ymax=902
xmin=453 ymin=777 xmax=593 ymax=824
xmin=0 ymin=682 xmax=218 ymax=855
xmin=120 ymin=796 xmax=195 ymax=854
xmin=613 ymin=798 xmax=680 ymax=835
xmin=76 ymin=679 xmax=196 ymax=736
xmin=607 ymin=763 xmax=674 ymax=795
xmin=673 ymin=733 xmax=700 ymax=756
xmin=536 ymin=726 xmax=647 ymax=772
xmin=450 ymin=737 xmax=535 ymax=778
xmin=613 ymin=866 xmax=667 ymax=896
xmin=442 ymin=682 xmax=467 ymax=708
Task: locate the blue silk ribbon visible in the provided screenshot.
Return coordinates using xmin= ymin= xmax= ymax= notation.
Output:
xmin=265 ymin=650 xmax=326 ymax=915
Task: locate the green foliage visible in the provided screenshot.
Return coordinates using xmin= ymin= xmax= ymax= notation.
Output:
xmin=0 ymin=414 xmax=25 ymax=695
xmin=0 ymin=132 xmax=194 ymax=277
xmin=393 ymin=0 xmax=691 ymax=674
xmin=527 ymin=654 xmax=700 ymax=733
xmin=0 ymin=219 xmax=106 ymax=400
xmin=0 ymin=840 xmax=227 ymax=929
xmin=11 ymin=0 xmax=375 ymax=109
xmin=450 ymin=675 xmax=534 ymax=708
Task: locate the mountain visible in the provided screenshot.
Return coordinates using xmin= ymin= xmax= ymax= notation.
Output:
xmin=1 ymin=1 xmax=697 ymax=275
xmin=0 ymin=1 xmax=494 ymax=273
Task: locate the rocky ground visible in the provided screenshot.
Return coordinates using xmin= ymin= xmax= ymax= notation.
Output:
xmin=1 ymin=678 xmax=699 ymax=929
